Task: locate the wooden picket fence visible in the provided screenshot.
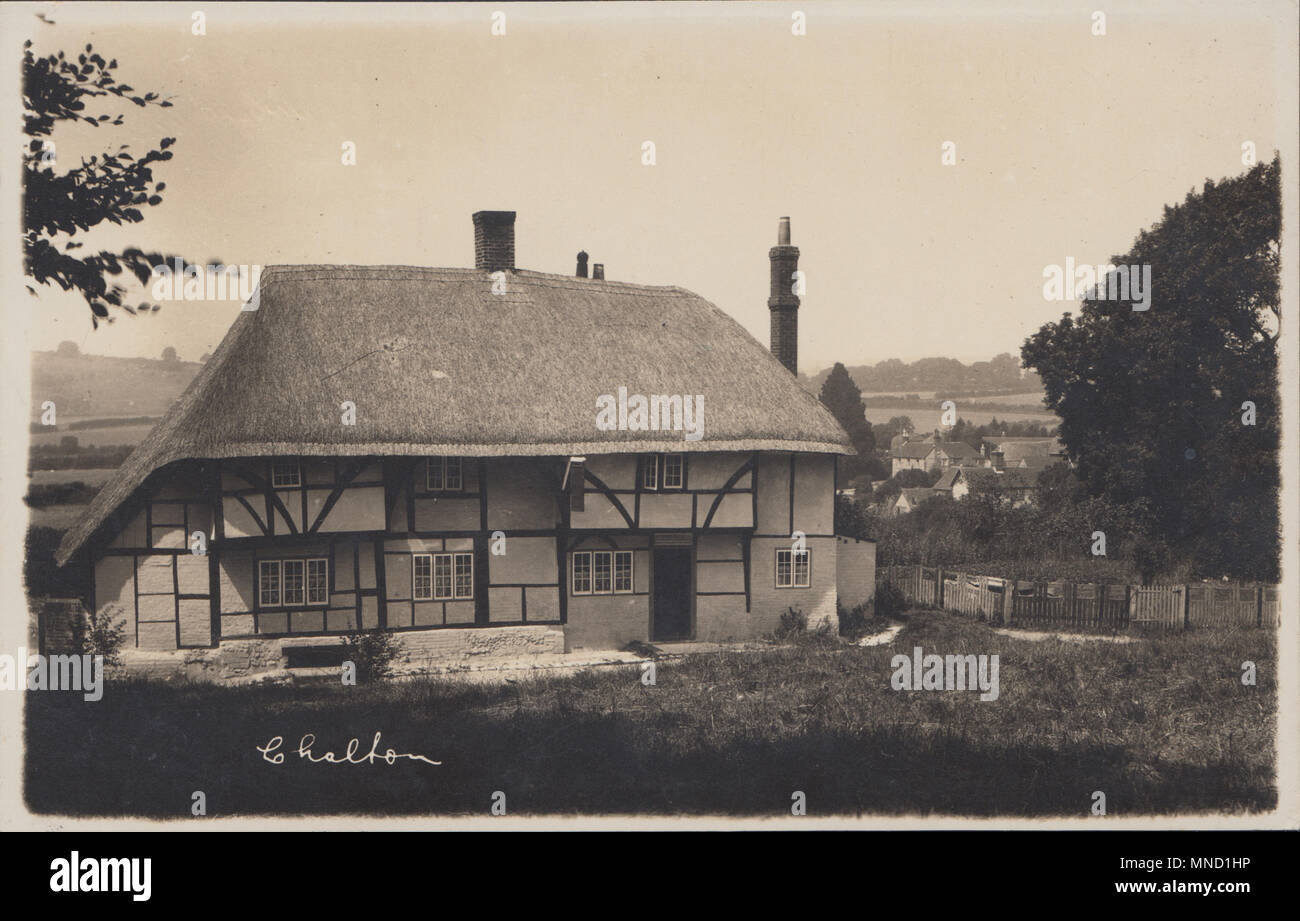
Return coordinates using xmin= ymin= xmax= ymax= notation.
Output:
xmin=875 ymin=564 xmax=1278 ymax=632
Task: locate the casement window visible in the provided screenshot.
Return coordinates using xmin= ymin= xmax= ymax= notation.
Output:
xmin=571 ymin=550 xmax=633 ymax=595
xmin=426 ymin=456 xmax=463 ymax=492
xmin=662 ymin=453 xmax=684 ymax=489
xmin=775 ymin=548 xmax=811 ymax=588
xmin=414 ymin=551 xmax=474 ymax=601
xmin=642 ymin=455 xmax=658 ymax=490
xmin=413 ymin=554 xmax=433 ymax=601
xmin=258 ymin=557 xmax=328 ymax=607
xmin=271 ymin=461 xmax=301 ymax=488
xmin=642 ymin=454 xmax=684 ymax=490
xmin=258 ymin=560 xmax=282 ymax=606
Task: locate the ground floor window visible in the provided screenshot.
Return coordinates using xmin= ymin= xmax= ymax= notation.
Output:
xmin=571 ymin=549 xmax=634 ymax=595
xmin=775 ymin=548 xmax=811 ymax=588
xmin=413 ymin=551 xmax=474 ymax=601
xmin=258 ymin=557 xmax=328 ymax=606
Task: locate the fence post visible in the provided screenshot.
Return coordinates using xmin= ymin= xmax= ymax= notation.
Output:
xmin=1256 ymin=584 xmax=1263 ymax=628
xmin=937 ymin=567 xmax=945 ymax=609
xmin=1098 ymin=583 xmax=1107 ymax=630
xmin=1123 ymin=584 xmax=1131 ymax=629
xmin=1183 ymin=583 xmax=1191 ymax=631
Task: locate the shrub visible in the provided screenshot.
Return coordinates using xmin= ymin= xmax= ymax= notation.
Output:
xmin=341 ymin=630 xmax=402 ymax=684
xmin=837 ymin=600 xmax=874 ymax=638
xmin=773 ymin=606 xmax=807 ymax=640
xmin=874 ymin=581 xmax=908 ymax=619
xmin=72 ymin=603 xmax=127 ymax=667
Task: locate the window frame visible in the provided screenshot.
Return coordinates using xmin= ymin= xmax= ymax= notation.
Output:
xmin=271 ymin=461 xmax=301 ymax=488
xmin=413 ymin=553 xmax=434 ymax=602
xmin=425 ymin=456 xmax=465 ymax=493
xmin=417 ymin=551 xmax=473 ymax=601
xmin=258 ymin=560 xmax=282 ymax=607
xmin=642 ymin=455 xmax=659 ymax=490
xmin=775 ymin=548 xmax=811 ymax=589
xmin=642 ymin=453 xmax=685 ymax=491
xmin=256 ymin=556 xmax=329 ymax=608
xmin=571 ymin=551 xmax=593 ymax=595
xmin=661 ymin=453 xmax=684 ymax=489
xmin=571 ymin=549 xmax=634 ymax=596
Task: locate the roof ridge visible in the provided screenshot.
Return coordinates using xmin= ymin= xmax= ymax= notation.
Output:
xmin=259 ymin=264 xmax=695 ymax=296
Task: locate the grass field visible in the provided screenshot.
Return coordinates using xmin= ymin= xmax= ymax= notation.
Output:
xmin=24 ymin=610 xmax=1275 ymax=818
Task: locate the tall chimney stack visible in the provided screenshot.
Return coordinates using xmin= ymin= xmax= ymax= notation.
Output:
xmin=592 ymin=263 xmax=605 ymax=280
xmin=576 ymin=251 xmax=589 ymax=278
xmin=472 ymin=210 xmax=516 ymax=272
xmin=768 ymin=216 xmax=800 ymax=375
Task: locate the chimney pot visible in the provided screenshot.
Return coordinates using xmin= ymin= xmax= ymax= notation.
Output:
xmin=576 ymin=251 xmax=589 ymax=278
xmin=778 ymin=216 xmax=791 ymax=245
xmin=592 ymin=263 xmax=605 ymax=280
xmin=472 ymin=210 xmax=516 ymax=272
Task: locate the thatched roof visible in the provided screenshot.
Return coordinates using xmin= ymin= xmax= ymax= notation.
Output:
xmin=57 ymin=265 xmax=850 ymax=564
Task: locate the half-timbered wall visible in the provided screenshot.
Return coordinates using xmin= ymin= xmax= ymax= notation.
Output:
xmin=90 ymin=450 xmax=839 ymax=651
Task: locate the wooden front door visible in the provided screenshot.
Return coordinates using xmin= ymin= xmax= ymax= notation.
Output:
xmin=651 ymin=548 xmax=693 ymax=641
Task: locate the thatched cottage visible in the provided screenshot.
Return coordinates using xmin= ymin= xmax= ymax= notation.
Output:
xmin=56 ymin=212 xmax=874 ymax=672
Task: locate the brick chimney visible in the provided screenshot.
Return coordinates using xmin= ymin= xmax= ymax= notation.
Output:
xmin=592 ymin=263 xmax=605 ymax=280
xmin=472 ymin=211 xmax=515 ymax=272
xmin=768 ymin=216 xmax=799 ymax=375
xmin=576 ymin=251 xmax=589 ymax=278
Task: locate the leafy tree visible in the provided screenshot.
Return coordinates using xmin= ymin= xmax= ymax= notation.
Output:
xmin=818 ymin=362 xmax=877 ymax=478
xmin=23 ymin=41 xmax=182 ymax=326
xmin=55 ymin=340 xmax=79 ymax=356
xmin=161 ymin=345 xmax=178 ymax=362
xmin=1022 ymin=157 xmax=1280 ymax=581
xmin=893 ymin=468 xmax=938 ymax=489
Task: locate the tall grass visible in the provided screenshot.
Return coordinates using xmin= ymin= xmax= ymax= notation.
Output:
xmin=24 ymin=611 xmax=1274 ymax=817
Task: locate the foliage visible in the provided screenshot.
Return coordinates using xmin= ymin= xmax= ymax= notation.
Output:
xmin=25 ymin=526 xmax=89 ymax=598
xmin=773 ymin=607 xmax=807 ymax=640
xmin=834 ymin=493 xmax=872 ymax=541
xmin=818 ymin=363 xmax=881 ymax=479
xmin=893 ymin=468 xmax=939 ymax=489
xmin=874 ymin=581 xmax=908 ymax=619
xmin=811 ymin=352 xmax=1040 ymax=394
xmin=71 ymin=602 xmax=128 ymax=667
xmin=1022 ymin=157 xmax=1280 ymax=582
xmin=341 ymin=631 xmax=402 ymax=684
xmin=836 ymin=600 xmax=874 ymax=637
xmin=23 ymin=41 xmax=186 ymax=325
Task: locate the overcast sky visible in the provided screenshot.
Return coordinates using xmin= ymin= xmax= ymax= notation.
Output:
xmin=11 ymin=1 xmax=1286 ymax=374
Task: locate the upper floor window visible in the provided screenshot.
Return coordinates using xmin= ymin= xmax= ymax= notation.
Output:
xmin=271 ymin=461 xmax=301 ymax=488
xmin=775 ymin=548 xmax=811 ymax=589
xmin=426 ymin=456 xmax=463 ymax=492
xmin=258 ymin=557 xmax=328 ymax=607
xmin=642 ymin=454 xmax=684 ymax=490
xmin=412 ymin=552 xmax=474 ymax=601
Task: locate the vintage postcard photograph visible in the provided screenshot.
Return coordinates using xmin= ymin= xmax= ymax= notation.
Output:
xmin=0 ymin=0 xmax=1296 ymax=838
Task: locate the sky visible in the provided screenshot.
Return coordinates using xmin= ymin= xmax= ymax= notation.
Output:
xmin=8 ymin=0 xmax=1288 ymax=373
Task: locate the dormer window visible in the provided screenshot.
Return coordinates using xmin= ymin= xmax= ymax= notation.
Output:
xmin=642 ymin=454 xmax=684 ymax=491
xmin=271 ymin=462 xmax=301 ymax=488
xmin=426 ymin=456 xmax=463 ymax=492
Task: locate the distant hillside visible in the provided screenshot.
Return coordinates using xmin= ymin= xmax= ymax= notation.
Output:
xmin=804 ymin=353 xmax=1044 ymax=399
xmin=31 ymin=350 xmax=201 ymax=422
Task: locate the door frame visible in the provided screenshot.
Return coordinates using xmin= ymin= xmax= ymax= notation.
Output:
xmin=649 ymin=535 xmax=695 ymax=642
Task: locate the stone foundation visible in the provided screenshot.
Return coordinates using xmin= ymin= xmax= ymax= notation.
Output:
xmin=116 ymin=625 xmax=567 ymax=683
